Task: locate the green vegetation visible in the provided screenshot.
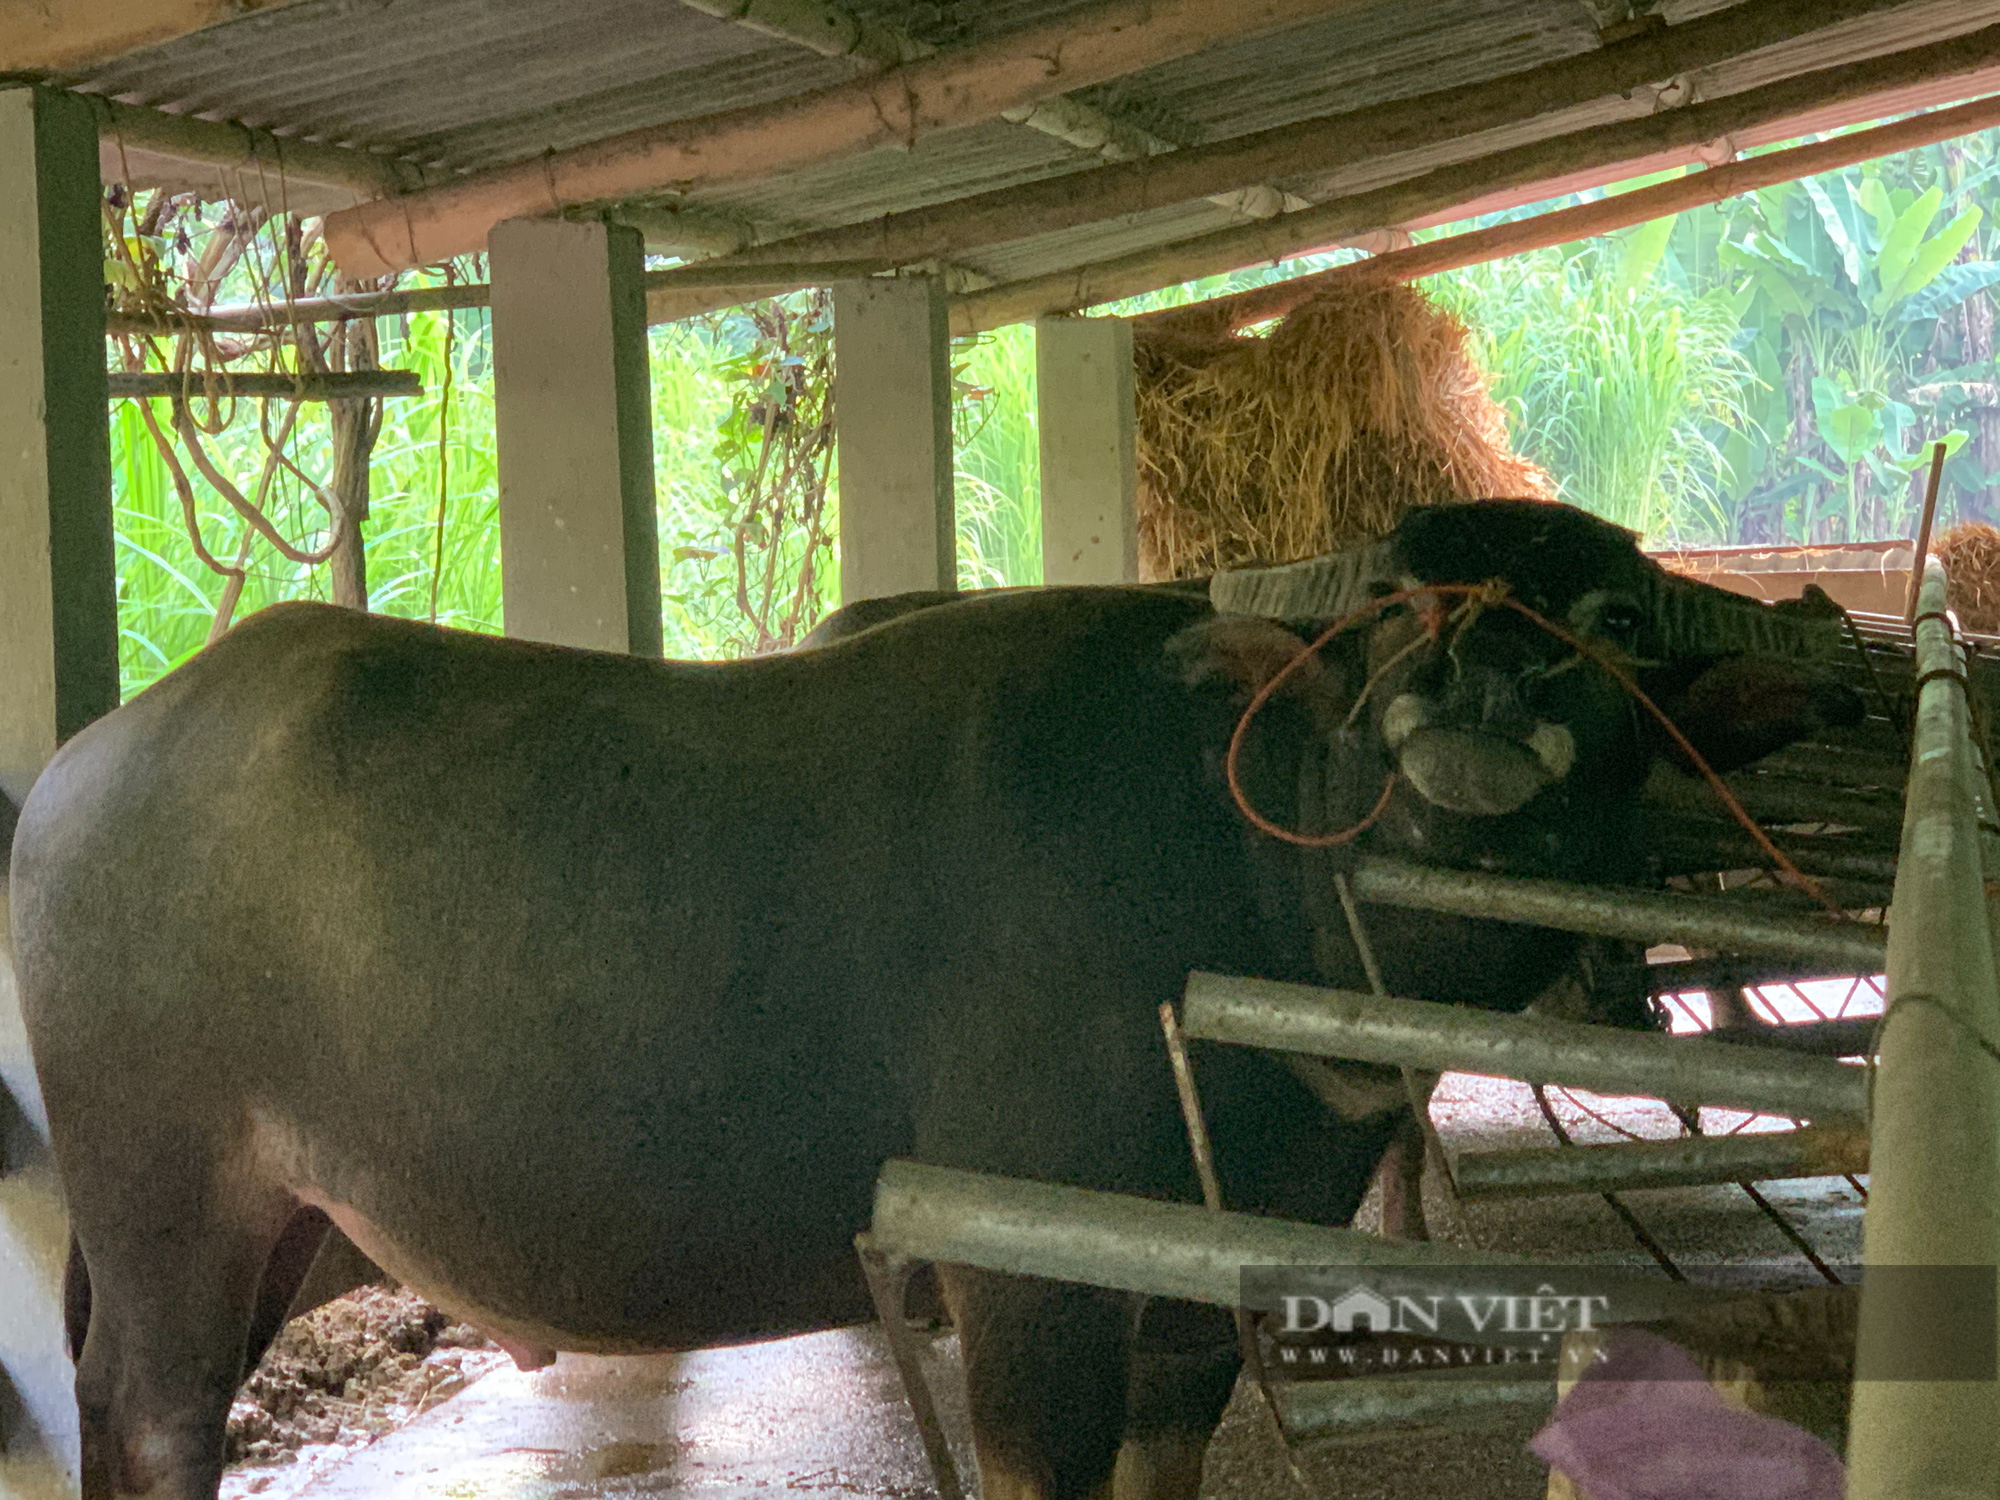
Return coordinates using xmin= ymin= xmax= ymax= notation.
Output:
xmin=108 ymin=125 xmax=2000 ymax=692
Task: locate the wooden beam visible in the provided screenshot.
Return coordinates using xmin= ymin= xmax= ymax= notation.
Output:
xmin=1142 ymin=85 xmax=2000 ymax=334
xmin=712 ymin=0 xmax=1921 ymax=274
xmin=107 ymin=370 xmax=421 ymax=398
xmin=1 ymin=0 xmax=308 ymax=73
xmin=321 ymin=0 xmax=1386 ymax=278
xmin=950 ymin=27 xmax=2000 ymax=334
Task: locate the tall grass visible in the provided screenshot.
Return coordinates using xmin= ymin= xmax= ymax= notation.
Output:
xmin=1430 ymin=248 xmax=1755 ymax=545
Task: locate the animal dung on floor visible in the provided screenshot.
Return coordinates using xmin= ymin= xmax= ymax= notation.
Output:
xmin=1132 ymin=283 xmax=1553 ymax=580
xmin=224 ymin=1284 xmax=505 ymax=1496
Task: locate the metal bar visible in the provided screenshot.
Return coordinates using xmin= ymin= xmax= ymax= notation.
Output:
xmin=868 ymin=1159 xmax=1719 ymax=1321
xmin=105 ymin=370 xmax=421 ymax=400
xmin=1181 ymin=973 xmax=1869 ymax=1122
xmin=1272 ymin=1370 xmax=1554 ymax=1437
xmin=1452 ymin=1126 xmax=1870 ymax=1200
xmin=1350 ymin=857 xmax=1887 ymax=970
xmin=854 ymin=1235 xmax=964 ymax=1500
xmin=1848 ymin=562 xmax=2000 ymax=1498
xmin=1531 ymin=1084 xmax=1683 ymax=1281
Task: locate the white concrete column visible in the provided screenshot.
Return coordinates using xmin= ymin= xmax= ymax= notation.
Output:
xmin=490 ymin=217 xmax=661 ymax=656
xmin=1036 ymin=316 xmax=1137 ymax=585
xmin=0 ymin=85 xmax=118 ymax=1500
xmin=833 ymin=277 xmax=954 ymax=602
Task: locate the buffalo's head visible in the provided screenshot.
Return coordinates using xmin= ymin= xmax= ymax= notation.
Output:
xmin=1179 ymin=500 xmax=1862 ymax=877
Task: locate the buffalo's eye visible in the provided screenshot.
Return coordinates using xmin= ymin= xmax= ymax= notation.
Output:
xmin=1594 ymin=601 xmax=1642 ymax=642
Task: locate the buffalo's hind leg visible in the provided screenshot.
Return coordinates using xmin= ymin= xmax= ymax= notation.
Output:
xmin=938 ymin=1266 xmax=1134 ymax=1500
xmin=66 ymin=1139 xmax=299 ymax=1500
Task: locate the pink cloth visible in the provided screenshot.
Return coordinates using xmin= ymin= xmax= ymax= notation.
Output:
xmin=1530 ymin=1330 xmax=1844 ymax=1500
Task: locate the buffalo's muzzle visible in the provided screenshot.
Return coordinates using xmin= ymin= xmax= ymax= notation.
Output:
xmin=1382 ymin=692 xmax=1577 ymax=816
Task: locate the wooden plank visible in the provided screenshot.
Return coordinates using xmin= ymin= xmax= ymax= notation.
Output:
xmin=321 ymin=0 xmax=1389 ymax=278
xmin=1141 ymin=83 xmax=2000 ymax=335
xmin=0 ymin=85 xmax=118 ymax=1500
xmin=1 ymin=0 xmax=308 ymax=72
xmin=950 ymin=28 xmax=2000 ymax=333
xmin=711 ymin=0 xmax=1920 ymax=274
xmin=106 ymin=369 xmax=421 ymax=399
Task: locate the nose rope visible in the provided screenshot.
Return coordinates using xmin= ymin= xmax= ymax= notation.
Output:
xmin=1223 ymin=579 xmax=1848 ymax=921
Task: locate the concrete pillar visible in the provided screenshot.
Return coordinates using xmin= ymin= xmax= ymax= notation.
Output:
xmin=1036 ymin=316 xmax=1137 ymax=585
xmin=832 ymin=277 xmax=954 ymax=602
xmin=490 ymin=217 xmax=661 ymax=656
xmin=0 ymin=85 xmax=118 ymax=1499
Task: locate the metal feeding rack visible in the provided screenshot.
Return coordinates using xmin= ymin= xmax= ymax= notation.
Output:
xmin=858 ymin=563 xmax=2000 ymax=1499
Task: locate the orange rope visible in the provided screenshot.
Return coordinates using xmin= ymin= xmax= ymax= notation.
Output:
xmin=1222 ymin=581 xmax=1848 ymax=919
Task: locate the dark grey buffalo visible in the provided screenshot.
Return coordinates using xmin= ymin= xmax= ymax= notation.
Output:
xmin=10 ymin=500 xmax=1856 ymax=1500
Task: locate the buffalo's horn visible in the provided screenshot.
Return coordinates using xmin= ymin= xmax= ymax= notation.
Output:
xmin=1207 ymin=540 xmax=1399 ymax=619
xmin=1638 ymin=559 xmax=1846 ymax=662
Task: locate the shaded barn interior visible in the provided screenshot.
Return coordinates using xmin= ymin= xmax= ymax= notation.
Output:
xmin=5 ymin=3 xmax=2000 ymax=1500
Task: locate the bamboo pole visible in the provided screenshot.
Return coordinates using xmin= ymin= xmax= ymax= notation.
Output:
xmin=106 ymin=370 xmax=421 ymax=399
xmin=1127 ymin=86 xmax=2000 ymax=335
xmin=1846 ymin=563 xmax=2000 ymax=1500
xmin=1179 ymin=974 xmax=1869 ymax=1121
xmin=104 ymin=260 xmax=885 ymax=336
xmin=1349 ymin=858 xmax=1888 ymax=972
xmin=94 ymin=98 xmax=419 ymax=199
xmin=321 ymin=0 xmax=1379 ymax=278
xmin=712 ymin=0 xmax=1921 ymax=275
xmin=1907 ymin=440 xmax=1948 ymax=623
xmin=866 ymin=1158 xmax=1723 ymax=1320
xmin=1451 ymin=1126 xmax=1871 ymax=1200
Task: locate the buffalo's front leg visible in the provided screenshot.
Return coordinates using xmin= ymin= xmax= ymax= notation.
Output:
xmin=938 ymin=1266 xmax=1133 ymax=1500
xmin=1113 ymin=1300 xmax=1239 ymax=1500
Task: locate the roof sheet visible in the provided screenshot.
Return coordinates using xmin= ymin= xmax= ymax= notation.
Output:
xmin=55 ymin=0 xmax=2000 ymax=304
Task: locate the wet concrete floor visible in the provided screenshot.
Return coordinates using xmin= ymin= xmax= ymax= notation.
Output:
xmin=279 ymin=1071 xmax=1865 ymax=1500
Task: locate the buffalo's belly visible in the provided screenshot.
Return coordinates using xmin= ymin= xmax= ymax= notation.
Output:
xmin=261 ymin=1103 xmax=893 ymax=1352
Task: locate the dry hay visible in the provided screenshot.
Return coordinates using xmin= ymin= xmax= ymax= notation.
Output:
xmin=1134 ymin=283 xmax=1553 ymax=581
xmin=1938 ymin=522 xmax=2000 ymax=634
xmin=222 ymin=1284 xmax=507 ymax=1498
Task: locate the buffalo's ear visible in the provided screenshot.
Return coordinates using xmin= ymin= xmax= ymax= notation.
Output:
xmin=1651 ymin=655 xmax=1865 ymax=775
xmin=1167 ymin=616 xmax=1328 ymax=698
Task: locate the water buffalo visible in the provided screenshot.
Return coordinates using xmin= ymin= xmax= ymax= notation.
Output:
xmin=10 ymin=500 xmax=1857 ymax=1500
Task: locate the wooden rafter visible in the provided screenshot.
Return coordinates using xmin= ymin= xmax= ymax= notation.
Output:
xmin=949 ymin=25 xmax=2000 ymax=333
xmin=706 ymin=0 xmax=1928 ymax=275
xmin=1 ymin=0 xmax=306 ymax=73
xmin=319 ymin=0 xmax=1386 ymax=278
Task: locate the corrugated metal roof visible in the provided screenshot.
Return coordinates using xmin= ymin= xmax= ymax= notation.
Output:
xmin=55 ymin=0 xmax=2000 ymax=304
xmin=63 ymin=0 xmax=866 ymax=168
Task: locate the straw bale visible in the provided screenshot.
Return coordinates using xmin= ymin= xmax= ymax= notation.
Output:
xmin=1937 ymin=521 xmax=2000 ymax=635
xmin=1134 ymin=283 xmax=1552 ymax=581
